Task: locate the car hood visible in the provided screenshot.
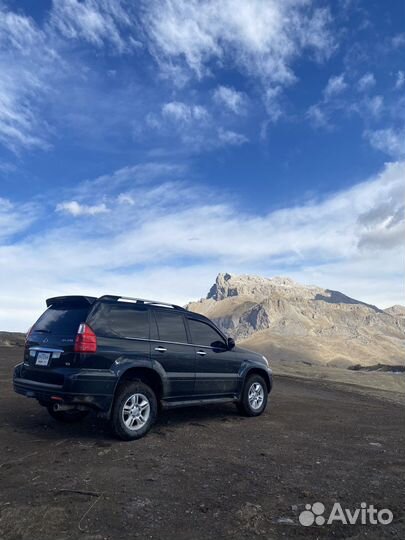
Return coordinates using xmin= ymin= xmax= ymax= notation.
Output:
xmin=233 ymin=345 xmax=267 ymax=364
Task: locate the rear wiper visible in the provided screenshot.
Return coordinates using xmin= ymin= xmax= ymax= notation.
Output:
xmin=33 ymin=329 xmax=51 ymax=333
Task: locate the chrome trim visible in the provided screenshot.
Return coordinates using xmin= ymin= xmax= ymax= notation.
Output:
xmin=123 ymin=297 xmax=184 ymax=310
xmin=29 ymin=347 xmax=64 ymax=353
xmin=98 ymin=335 xmax=230 ymax=350
xmin=150 ymin=339 xmax=228 ymax=350
xmin=72 ymin=369 xmax=117 ymax=378
xmin=100 ymin=295 xmax=185 ymax=310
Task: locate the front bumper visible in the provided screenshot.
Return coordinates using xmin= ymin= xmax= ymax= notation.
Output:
xmin=268 ymin=369 xmax=273 ymax=392
xmin=13 ymin=363 xmax=117 ymax=412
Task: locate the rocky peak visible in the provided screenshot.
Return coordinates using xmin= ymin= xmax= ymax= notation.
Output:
xmin=188 ymin=272 xmax=405 ymax=368
xmin=207 ymin=272 xmax=305 ymax=301
xmin=385 ymin=305 xmax=405 ymax=318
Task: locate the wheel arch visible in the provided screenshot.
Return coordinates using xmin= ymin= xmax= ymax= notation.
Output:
xmin=115 ymin=366 xmax=164 ymax=402
xmin=243 ymin=367 xmax=272 ymax=393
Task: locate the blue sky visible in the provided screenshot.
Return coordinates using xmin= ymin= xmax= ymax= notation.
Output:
xmin=0 ymin=0 xmax=404 ymax=330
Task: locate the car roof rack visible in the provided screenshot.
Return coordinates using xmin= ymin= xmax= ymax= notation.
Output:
xmin=98 ymin=295 xmax=187 ymax=311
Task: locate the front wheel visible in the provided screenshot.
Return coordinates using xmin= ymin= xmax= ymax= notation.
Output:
xmin=237 ymin=374 xmax=268 ymax=417
xmin=111 ymin=381 xmax=157 ymax=441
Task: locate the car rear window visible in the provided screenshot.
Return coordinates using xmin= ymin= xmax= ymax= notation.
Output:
xmin=33 ymin=305 xmax=90 ymax=335
xmin=154 ymin=310 xmax=188 ymax=343
xmin=88 ymin=303 xmax=150 ymax=339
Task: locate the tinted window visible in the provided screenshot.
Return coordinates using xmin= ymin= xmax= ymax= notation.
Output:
xmin=154 ymin=311 xmax=187 ymax=343
xmin=33 ymin=305 xmax=89 ymax=335
xmin=89 ymin=303 xmax=149 ymax=339
xmin=188 ymin=319 xmax=226 ymax=348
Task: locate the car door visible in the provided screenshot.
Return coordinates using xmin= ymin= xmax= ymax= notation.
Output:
xmin=150 ymin=309 xmax=195 ymax=400
xmin=186 ymin=317 xmax=241 ymax=398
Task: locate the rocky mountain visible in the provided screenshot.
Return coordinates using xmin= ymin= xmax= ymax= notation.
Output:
xmin=187 ymin=273 xmax=405 ymax=368
xmin=384 ymin=305 xmax=405 ymax=319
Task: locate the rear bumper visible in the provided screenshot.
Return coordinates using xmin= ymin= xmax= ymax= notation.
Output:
xmin=13 ymin=363 xmax=117 ymax=412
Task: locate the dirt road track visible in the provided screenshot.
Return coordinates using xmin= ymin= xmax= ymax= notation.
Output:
xmin=1 ymin=347 xmax=404 ymax=539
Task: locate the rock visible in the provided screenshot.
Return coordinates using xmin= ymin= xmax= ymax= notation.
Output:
xmin=384 ymin=305 xmax=405 ymax=318
xmin=236 ymin=502 xmax=265 ymax=533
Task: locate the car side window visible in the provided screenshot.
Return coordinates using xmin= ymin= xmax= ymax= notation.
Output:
xmin=154 ymin=311 xmax=188 ymax=343
xmin=187 ymin=318 xmax=226 ymax=348
xmin=89 ymin=303 xmax=150 ymax=339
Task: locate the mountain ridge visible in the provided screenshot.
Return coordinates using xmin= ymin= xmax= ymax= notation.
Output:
xmin=187 ymin=273 xmax=405 ymax=368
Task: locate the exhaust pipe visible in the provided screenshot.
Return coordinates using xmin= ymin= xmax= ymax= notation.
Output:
xmin=54 ymin=403 xmax=77 ymax=412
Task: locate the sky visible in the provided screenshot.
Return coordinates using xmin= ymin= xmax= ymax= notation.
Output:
xmin=0 ymin=0 xmax=404 ymax=331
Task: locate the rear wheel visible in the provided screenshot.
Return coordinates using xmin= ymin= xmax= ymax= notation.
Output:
xmin=111 ymin=381 xmax=157 ymax=441
xmin=46 ymin=405 xmax=89 ymax=423
xmin=237 ymin=374 xmax=268 ymax=417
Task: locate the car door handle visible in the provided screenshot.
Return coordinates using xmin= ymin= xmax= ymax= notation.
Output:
xmin=196 ymin=350 xmax=207 ymax=356
xmin=154 ymin=346 xmax=167 ymax=352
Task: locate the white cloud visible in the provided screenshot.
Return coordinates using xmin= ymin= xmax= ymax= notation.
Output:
xmin=365 ymin=128 xmax=405 ymax=158
xmin=213 ymin=86 xmax=247 ymax=114
xmin=117 ymin=193 xmax=135 ymax=205
xmin=1 ymin=160 xmax=404 ymax=329
xmin=49 ymin=0 xmax=140 ymax=53
xmin=0 ymin=6 xmax=43 ymax=50
xmin=395 ymin=70 xmax=405 ymax=90
xmin=217 ymin=128 xmax=248 ymax=146
xmin=149 ymin=101 xmax=249 ymax=149
xmin=0 ymin=7 xmax=54 ymax=152
xmin=77 ymin=162 xmax=186 ymax=196
xmin=264 ymin=86 xmax=283 ymax=122
xmin=0 ymin=198 xmax=37 ymax=240
xmin=357 ymin=72 xmax=375 ymax=92
xmin=0 ymin=1 xmax=337 ymax=156
xmin=306 ymin=103 xmax=329 ymax=128
xmin=323 ymin=74 xmax=347 ymax=99
xmin=141 ymin=0 xmax=335 ymax=85
xmin=162 ymin=101 xmax=209 ymax=124
xmin=364 ymin=95 xmax=384 ymax=117
xmin=308 ymin=75 xmax=386 ymax=133
xmin=55 ymin=201 xmax=109 ymax=216
xmin=392 ymin=33 xmax=405 ymax=49
xmin=307 ymin=74 xmax=349 ymax=128
xmin=0 ymin=1 xmax=336 ymax=155
xmin=0 ymin=1 xmax=145 ymax=155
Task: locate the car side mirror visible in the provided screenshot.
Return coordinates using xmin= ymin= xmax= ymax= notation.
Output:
xmin=227 ymin=337 xmax=235 ymax=350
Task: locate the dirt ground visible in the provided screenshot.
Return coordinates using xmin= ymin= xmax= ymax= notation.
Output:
xmin=1 ymin=346 xmax=404 ymax=540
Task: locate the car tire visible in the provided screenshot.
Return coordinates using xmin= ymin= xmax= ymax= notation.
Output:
xmin=237 ymin=374 xmax=268 ymax=417
xmin=47 ymin=405 xmax=89 ymax=423
xmin=111 ymin=381 xmax=157 ymax=441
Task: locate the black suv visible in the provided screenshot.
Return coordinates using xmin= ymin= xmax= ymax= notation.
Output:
xmin=13 ymin=295 xmax=272 ymax=440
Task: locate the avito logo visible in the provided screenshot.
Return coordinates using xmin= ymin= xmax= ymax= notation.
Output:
xmin=299 ymin=502 xmax=393 ymax=526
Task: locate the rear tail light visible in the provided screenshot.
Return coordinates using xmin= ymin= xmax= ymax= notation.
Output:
xmin=74 ymin=323 xmax=97 ymax=353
